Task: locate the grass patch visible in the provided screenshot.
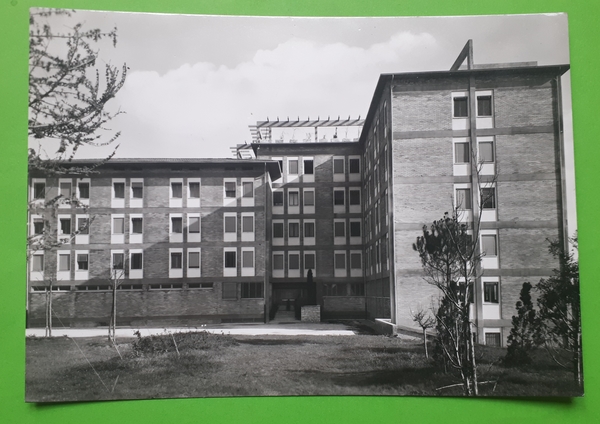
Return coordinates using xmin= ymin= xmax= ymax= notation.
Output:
xmin=26 ymin=332 xmax=582 ymax=402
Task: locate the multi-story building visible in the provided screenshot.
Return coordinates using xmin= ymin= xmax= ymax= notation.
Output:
xmin=27 ymin=41 xmax=571 ymax=346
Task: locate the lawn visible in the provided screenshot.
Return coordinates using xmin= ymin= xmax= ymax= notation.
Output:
xmin=25 ymin=327 xmax=582 ymax=402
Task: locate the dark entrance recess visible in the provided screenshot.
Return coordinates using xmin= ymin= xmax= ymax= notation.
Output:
xmin=269 ymin=283 xmax=310 ymax=321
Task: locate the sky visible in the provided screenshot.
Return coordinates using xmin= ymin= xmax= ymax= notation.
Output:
xmin=29 ymin=10 xmax=576 ymax=232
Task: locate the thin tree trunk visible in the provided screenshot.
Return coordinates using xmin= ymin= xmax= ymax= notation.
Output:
xmin=48 ymin=282 xmax=53 ymax=338
xmin=423 ymin=328 xmax=429 ymax=359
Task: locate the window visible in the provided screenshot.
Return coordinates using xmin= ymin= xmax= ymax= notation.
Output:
xmin=242 ymin=250 xmax=254 ymax=268
xmin=350 ymin=252 xmax=362 ymax=269
xmin=77 ymin=217 xmax=89 ymax=234
xmin=484 ymin=282 xmax=499 ymax=303
xmin=349 ymin=158 xmax=360 ymax=174
xmin=189 ymin=216 xmax=200 ymax=233
xmin=189 ymin=182 xmax=200 ymax=198
xmin=335 ymin=253 xmax=346 ymax=269
xmin=60 ymin=217 xmax=71 ymax=235
xmin=76 ymin=254 xmax=89 ymax=270
xmin=273 ymin=254 xmax=284 ymax=270
xmin=349 ymin=189 xmax=360 ymax=206
xmin=171 ymin=216 xmax=183 ymax=233
xmin=304 ymin=221 xmax=315 ymax=238
xmin=289 ymin=253 xmax=300 ymax=270
xmin=481 ymin=235 xmax=498 ymax=257
xmin=485 ymin=333 xmax=501 ymax=347
xmin=78 ymin=182 xmax=90 ymax=199
xmin=324 ymin=283 xmax=345 ymax=296
xmin=131 ymin=182 xmax=143 ymax=199
xmin=171 ymin=181 xmax=183 ymax=198
xmin=223 ymin=182 xmax=236 ymax=199
xmin=334 ymin=189 xmax=345 ymax=206
xmin=350 ymin=221 xmax=361 ymax=237
xmin=477 ymin=95 xmax=492 ymax=116
xmin=113 ymin=182 xmax=125 ymax=199
xmin=33 ymin=218 xmax=44 ymax=235
xmin=304 ymin=190 xmax=315 ymax=206
xmin=189 ymin=251 xmax=200 ymax=269
xmin=243 ymin=181 xmax=253 ymax=198
xmin=333 ymin=158 xmax=344 ymax=175
xmin=273 ymin=222 xmax=284 ymax=238
xmin=222 ymin=282 xmax=237 ymax=300
xmin=170 ymin=251 xmax=183 ymax=269
xmin=273 ymin=192 xmax=284 ymax=207
xmin=288 ymin=159 xmax=299 ymax=175
xmin=112 ymin=217 xmax=124 ymax=234
xmin=481 ymin=187 xmax=496 ymax=209
xmin=224 ymin=215 xmax=236 ymax=233
xmin=58 ymin=253 xmax=70 ymax=271
xmin=131 ymin=217 xmax=143 ymax=234
xmin=304 ymin=253 xmax=315 ymax=271
xmin=456 ymin=188 xmax=472 ymax=209
xmin=224 ymin=251 xmax=236 ymax=268
xmin=33 ymin=182 xmax=45 ymax=200
xmin=479 ymin=142 xmax=494 ymax=163
xmin=112 ymin=253 xmax=124 ymax=270
xmin=303 ymin=159 xmax=314 ymax=174
xmin=239 ymin=216 xmax=252 ymax=235
xmin=60 ymin=181 xmax=72 ymax=198
xmin=288 ymin=191 xmax=299 ymax=206
xmin=453 ymin=97 xmax=468 ymax=117
xmin=334 ymin=221 xmax=345 ymax=237
xmin=349 ymin=283 xmax=365 ymax=296
xmin=454 ymin=142 xmax=470 ymax=163
xmin=241 ymin=282 xmax=263 ymax=299
xmin=131 ymin=253 xmax=143 ymax=270
xmin=289 ymin=222 xmax=300 ymax=238
xmin=32 ymin=254 xmax=44 ymax=272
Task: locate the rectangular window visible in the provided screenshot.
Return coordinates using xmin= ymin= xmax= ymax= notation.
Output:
xmin=334 ymin=190 xmax=345 ymax=206
xmin=131 ymin=182 xmax=143 ymax=199
xmin=112 ymin=253 xmax=124 ymax=270
xmin=273 ymin=192 xmax=284 ymax=206
xmin=335 ymin=253 xmax=346 ymax=270
xmin=289 ymin=253 xmax=300 ymax=270
xmin=454 ymin=142 xmax=470 ymax=163
xmin=224 ymin=215 xmax=236 ymax=233
xmin=224 ymin=251 xmax=236 ymax=268
xmin=113 ymin=182 xmax=125 ymax=199
xmin=189 ymin=182 xmax=200 ymax=198
xmin=77 ymin=217 xmax=89 ymax=234
xmin=303 ymin=159 xmax=314 ymax=174
xmin=349 ymin=158 xmax=360 ymax=174
xmin=78 ymin=182 xmax=90 ymax=199
xmin=241 ymin=282 xmax=263 ymax=299
xmin=453 ymin=97 xmax=468 ymax=117
xmin=171 ymin=252 xmax=183 ymax=269
xmin=288 ymin=191 xmax=299 ymax=206
xmin=304 ymin=253 xmax=315 ymax=270
xmin=171 ymin=182 xmax=183 ymax=198
xmin=350 ymin=221 xmax=361 ymax=237
xmin=273 ymin=222 xmax=284 ymax=238
xmin=188 ymin=216 xmax=200 ymax=234
xmin=324 ymin=283 xmax=345 ymax=296
xmin=288 ymin=159 xmax=299 ymax=175
xmin=481 ymin=187 xmax=496 ymax=209
xmin=456 ymin=188 xmax=472 ymax=209
xmin=349 ymin=190 xmax=361 ymax=206
xmin=481 ymin=235 xmax=498 ymax=257
xmin=479 ymin=142 xmax=495 ymax=163
xmin=131 ymin=217 xmax=143 ymax=234
xmin=477 ymin=95 xmax=492 ymax=116
xmin=131 ymin=253 xmax=143 ymax=270
xmin=32 ymin=255 xmax=44 ymax=272
xmin=349 ymin=283 xmax=365 ymax=296
xmin=113 ymin=217 xmax=124 ymax=234
xmin=485 ymin=333 xmax=501 ymax=347
xmin=243 ymin=181 xmax=253 ymax=198
xmin=33 ymin=218 xmax=44 ymax=235
xmin=333 ymin=158 xmax=344 ymax=174
xmin=289 ymin=222 xmax=300 ymax=238
xmin=304 ymin=190 xmax=315 ymax=206
xmin=171 ymin=216 xmax=183 ymax=233
xmin=334 ymin=221 xmax=345 ymax=237
xmin=60 ymin=217 xmax=72 ymax=235
xmin=77 ymin=254 xmax=89 ymax=270
xmin=304 ymin=221 xmax=315 ymax=238
xmin=59 ymin=253 xmax=70 ymax=271
xmin=222 ymin=282 xmax=237 ymax=300
xmin=242 ymin=250 xmax=254 ymax=268
xmin=242 ymin=215 xmax=254 ymax=233
xmin=60 ymin=182 xmax=72 ymax=198
xmin=273 ymin=254 xmax=284 ymax=270
xmin=33 ymin=182 xmax=45 ymax=200
xmin=350 ymin=252 xmax=362 ymax=269
xmin=224 ymin=182 xmax=236 ymax=198
xmin=189 ymin=251 xmax=200 ymax=269
xmin=484 ymin=282 xmax=499 ymax=303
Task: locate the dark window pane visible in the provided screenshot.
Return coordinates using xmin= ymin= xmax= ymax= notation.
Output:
xmin=349 ymin=158 xmax=360 ymax=173
xmin=189 ymin=182 xmax=200 ymax=198
xmin=479 ymin=142 xmax=494 ymax=163
xmin=222 ymin=282 xmax=237 ymax=299
xmin=273 ymin=192 xmax=284 ymax=206
xmin=456 ymin=189 xmax=472 ymax=209
xmin=131 ymin=182 xmax=143 ymax=199
xmin=131 ymin=253 xmax=143 ymax=269
xmin=243 ymin=181 xmax=253 ymax=198
xmin=33 ymin=219 xmax=44 ymax=235
xmin=350 ymin=283 xmax=365 ymax=296
xmin=304 ymin=253 xmax=315 ymax=270
xmin=333 ymin=158 xmax=344 ymax=174
xmin=304 ymin=160 xmax=314 ymax=174
xmin=477 ymin=95 xmax=492 ymax=116
xmin=188 ymin=216 xmax=200 ymax=233
xmin=60 ymin=182 xmax=72 ymax=198
xmin=334 ymin=222 xmax=345 ymax=237
xmin=273 ymin=254 xmax=284 ymax=270
xmin=350 ymin=222 xmax=361 ymax=237
xmin=188 ymin=252 xmax=200 ymax=269
xmin=334 ymin=190 xmax=345 ymax=205
xmin=289 ymin=222 xmax=299 ymax=237
xmin=242 ymin=216 xmax=253 ymax=233
xmin=289 ymin=160 xmax=299 ymax=174
xmin=304 ymin=222 xmax=315 ymax=238
xmin=131 ymin=217 xmax=143 ymax=234
xmin=113 ymin=182 xmax=124 ymax=199
xmin=224 ymin=251 xmax=236 ymax=268
xmin=242 ymin=251 xmax=254 ymax=268
xmin=60 ymin=218 xmax=71 ymax=235
xmin=288 ymin=191 xmax=299 ymax=206
xmin=224 ymin=216 xmax=236 ymax=233
xmin=241 ymin=282 xmax=263 ymax=299
xmin=32 ymin=255 xmax=44 ymax=271
xmin=481 ymin=187 xmax=496 ymax=209
xmin=171 ymin=217 xmax=183 ymax=233
xmin=454 ymin=143 xmax=470 ymax=163
xmin=78 ymin=182 xmax=90 ymax=199
xmin=171 ymin=182 xmax=183 ymax=198
xmin=453 ymin=97 xmax=468 ymax=117
xmin=289 ymin=254 xmax=300 ymax=270
xmin=349 ymin=190 xmax=360 ymax=205
xmin=112 ymin=253 xmax=124 ymax=270
xmin=77 ymin=254 xmax=88 ymax=270
xmin=484 ymin=282 xmax=499 ymax=303
xmin=273 ymin=223 xmax=284 ymax=238
xmin=482 ymin=235 xmax=497 ymax=256
xmin=170 ymin=252 xmax=182 ymax=269
xmin=304 ymin=190 xmax=315 ymax=206
xmin=485 ymin=333 xmax=501 ymax=347
xmin=77 ymin=217 xmax=89 ymax=234
xmin=335 ymin=253 xmax=346 ymax=269
xmin=350 ymin=253 xmax=362 ymax=269
xmin=34 ymin=182 xmax=45 ymax=199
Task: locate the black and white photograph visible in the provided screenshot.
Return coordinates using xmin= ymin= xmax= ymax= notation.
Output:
xmin=26 ymin=9 xmax=582 ymax=401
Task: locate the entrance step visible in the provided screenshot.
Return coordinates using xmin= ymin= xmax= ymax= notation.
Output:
xmin=271 ymin=310 xmax=298 ymax=323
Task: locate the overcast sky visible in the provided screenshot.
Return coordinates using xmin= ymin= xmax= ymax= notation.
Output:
xmin=30 ymin=10 xmax=576 ymax=231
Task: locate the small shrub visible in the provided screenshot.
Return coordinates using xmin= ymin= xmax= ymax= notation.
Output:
xmin=131 ymin=330 xmax=238 ymax=357
xmin=504 ymin=282 xmax=538 ymax=366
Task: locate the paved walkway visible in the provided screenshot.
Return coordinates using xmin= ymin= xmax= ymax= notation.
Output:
xmin=26 ymin=322 xmax=357 ymax=338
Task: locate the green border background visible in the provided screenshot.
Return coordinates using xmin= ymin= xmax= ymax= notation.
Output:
xmin=1 ymin=1 xmax=599 ymax=422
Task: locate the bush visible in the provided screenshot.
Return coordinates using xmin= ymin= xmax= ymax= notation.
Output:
xmin=131 ymin=330 xmax=238 ymax=357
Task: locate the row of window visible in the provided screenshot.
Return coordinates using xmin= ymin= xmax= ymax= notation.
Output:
xmin=271 ymin=187 xmax=361 ymax=213
xmin=272 ymin=156 xmax=361 ymax=183
xmin=455 ymin=187 xmax=496 ymax=210
xmin=271 ymin=250 xmax=363 ymax=278
xmin=453 ymin=94 xmax=493 ymax=118
xmin=454 ymin=140 xmax=495 ymax=164
xmin=272 ymin=219 xmax=362 ymax=246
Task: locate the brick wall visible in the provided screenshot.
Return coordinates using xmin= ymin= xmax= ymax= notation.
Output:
xmin=392 ymin=91 xmax=452 ymax=132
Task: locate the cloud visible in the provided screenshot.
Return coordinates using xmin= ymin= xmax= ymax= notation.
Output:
xmin=110 ymin=31 xmax=439 ymax=158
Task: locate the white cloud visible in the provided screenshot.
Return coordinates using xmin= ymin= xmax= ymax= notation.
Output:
xmin=110 ymin=31 xmax=439 ymax=158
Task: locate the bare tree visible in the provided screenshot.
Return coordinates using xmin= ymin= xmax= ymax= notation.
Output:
xmin=410 ymin=306 xmax=436 ymax=358
xmin=109 ymin=255 xmax=127 ymax=343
